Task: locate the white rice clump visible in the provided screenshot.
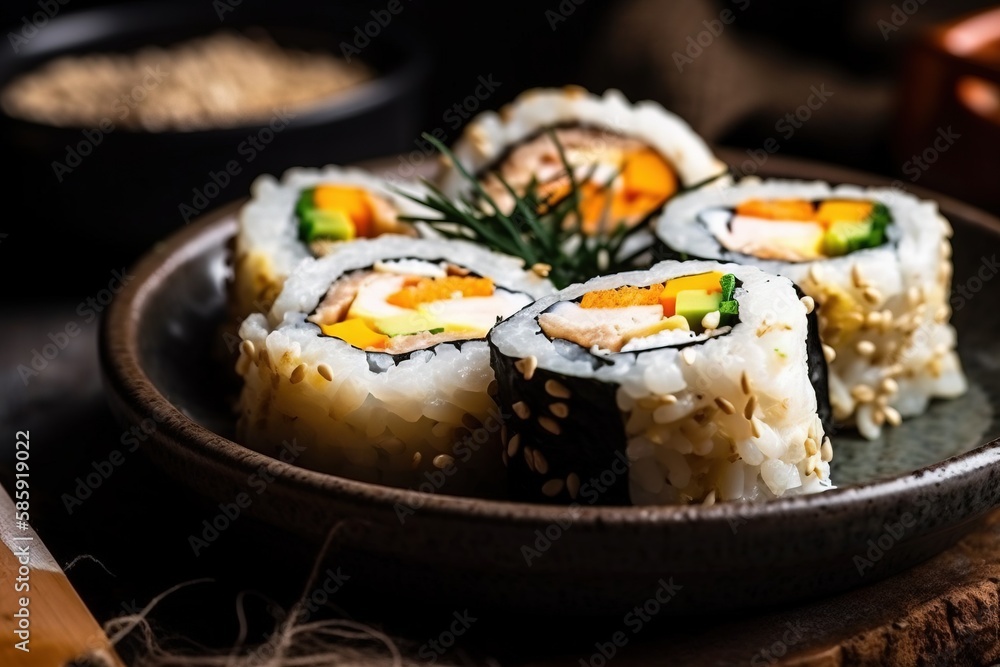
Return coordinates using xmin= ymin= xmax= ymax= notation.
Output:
xmin=491 ymin=260 xmax=831 ymax=505
xmin=236 ymin=235 xmax=554 ymax=491
xmin=656 ymin=179 xmax=967 ymax=439
xmin=231 ymin=165 xmax=431 ymax=320
xmin=436 ymin=86 xmax=729 ymax=198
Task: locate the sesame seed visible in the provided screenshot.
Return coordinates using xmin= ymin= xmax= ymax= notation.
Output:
xmin=740 ymin=371 xmax=752 ymax=395
xmin=567 ymin=473 xmax=580 ymax=499
xmin=514 ymin=355 xmax=538 ymax=380
xmin=884 ymin=406 xmax=902 ymax=426
xmin=289 ymin=364 xmax=306 ymax=384
xmin=744 ymin=395 xmax=758 ymax=420
xmin=805 ymin=437 xmax=818 ymax=456
xmin=235 ymin=355 xmax=251 ymax=376
xmin=715 ymin=397 xmax=736 ymax=415
xmin=545 ymin=379 xmax=571 ymax=398
xmin=800 ymin=296 xmax=815 ymax=314
xmin=533 ymin=449 xmax=550 ymax=474
xmin=702 ymin=310 xmax=721 ymax=330
xmin=873 ymin=409 xmax=886 ymax=427
xmin=823 ymin=344 xmax=837 ymax=363
xmin=660 ymin=394 xmax=678 ymax=405
xmin=850 ymin=385 xmax=875 ymax=403
xmin=855 ymin=340 xmax=876 ymax=357
xmin=907 ymin=286 xmax=923 ymax=306
xmin=317 ymin=364 xmax=333 ymax=381
xmin=542 ymin=479 xmax=564 ymax=497
xmin=851 ymin=264 xmax=868 ymax=289
xmin=702 ymin=490 xmax=716 ymax=506
xmin=935 ymin=305 xmax=950 ymax=324
xmin=524 ymin=447 xmax=536 ymax=472
xmin=821 ymin=438 xmax=833 ymax=462
xmin=539 ymin=416 xmax=561 ymax=435
xmin=809 ymin=264 xmax=824 ymax=284
xmin=240 ymin=340 xmax=255 ymax=358
xmin=878 ymin=377 xmax=899 ymax=395
xmin=513 ymin=401 xmax=530 ymax=419
xmin=433 ymin=454 xmax=455 ymax=469
xmin=411 ymin=452 xmax=422 ymax=469
xmin=550 ymin=402 xmax=569 ymax=418
xmin=862 ymin=287 xmax=882 ymax=305
xmin=507 ymin=433 xmax=521 ymax=457
xmin=531 ymin=263 xmax=552 ymax=277
xmin=750 ymin=417 xmax=762 ymax=439
xmin=681 ymin=348 xmax=697 ymax=365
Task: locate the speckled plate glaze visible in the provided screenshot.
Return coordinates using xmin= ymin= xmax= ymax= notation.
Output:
xmin=100 ymin=151 xmax=1000 ymax=615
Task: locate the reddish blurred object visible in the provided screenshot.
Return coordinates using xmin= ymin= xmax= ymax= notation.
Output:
xmin=896 ymin=6 xmax=1000 ymax=213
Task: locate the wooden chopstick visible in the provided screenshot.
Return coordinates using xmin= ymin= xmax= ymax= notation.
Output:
xmin=0 ymin=484 xmax=126 ymax=667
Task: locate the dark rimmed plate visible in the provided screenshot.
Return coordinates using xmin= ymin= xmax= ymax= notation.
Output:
xmin=99 ymin=150 xmax=1000 ymax=615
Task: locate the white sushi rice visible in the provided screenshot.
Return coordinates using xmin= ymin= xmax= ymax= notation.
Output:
xmin=490 ymin=260 xmax=831 ymax=505
xmin=236 ymin=235 xmax=554 ymax=491
xmin=231 ymin=165 xmax=431 ymax=320
xmin=437 ymin=86 xmax=728 ymax=198
xmin=656 ymin=179 xmax=967 ymax=439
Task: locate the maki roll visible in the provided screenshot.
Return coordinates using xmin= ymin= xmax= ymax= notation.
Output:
xmin=436 ymin=86 xmax=727 ymax=235
xmin=655 ymin=180 xmax=967 ymax=439
xmin=236 ymin=235 xmax=554 ymax=492
xmin=489 ymin=261 xmax=832 ymax=506
xmin=231 ymin=166 xmax=428 ymax=320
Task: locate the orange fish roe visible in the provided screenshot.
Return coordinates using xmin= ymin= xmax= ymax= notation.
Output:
xmin=736 ymin=199 xmax=816 ymax=222
xmin=387 ymin=276 xmax=495 ymax=308
xmin=580 ymin=283 xmax=665 ymax=309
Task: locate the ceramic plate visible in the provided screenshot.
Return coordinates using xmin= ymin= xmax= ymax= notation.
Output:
xmin=100 ymin=151 xmax=1000 ymax=614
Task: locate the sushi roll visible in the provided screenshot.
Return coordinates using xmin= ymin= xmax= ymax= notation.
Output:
xmin=231 ymin=165 xmax=429 ymax=320
xmin=654 ymin=180 xmax=967 ymax=439
xmin=436 ymin=86 xmax=727 ymax=235
xmin=488 ymin=260 xmax=832 ymax=506
xmin=236 ymin=235 xmax=554 ymax=492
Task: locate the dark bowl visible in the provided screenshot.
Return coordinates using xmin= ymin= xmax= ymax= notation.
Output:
xmin=100 ymin=150 xmax=1000 ymax=615
xmin=0 ymin=1 xmax=428 ymax=275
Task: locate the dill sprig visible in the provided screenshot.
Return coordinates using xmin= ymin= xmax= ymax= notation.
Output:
xmin=398 ymin=131 xmax=658 ymax=289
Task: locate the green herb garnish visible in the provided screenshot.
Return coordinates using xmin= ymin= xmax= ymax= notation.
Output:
xmin=398 ymin=132 xmax=657 ymax=289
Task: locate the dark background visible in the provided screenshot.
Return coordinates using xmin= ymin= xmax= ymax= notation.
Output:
xmin=1 ymin=1 xmax=999 ymax=664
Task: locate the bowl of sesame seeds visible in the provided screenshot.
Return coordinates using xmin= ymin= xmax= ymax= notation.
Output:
xmin=0 ymin=1 xmax=428 ymax=267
